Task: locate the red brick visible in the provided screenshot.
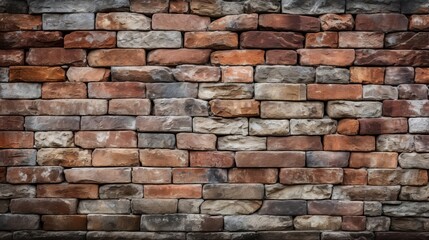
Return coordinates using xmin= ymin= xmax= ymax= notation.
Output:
xmin=210 ymin=99 xmax=260 ymax=117
xmin=148 ymin=49 xmax=211 ymax=66
xmin=241 ymin=31 xmax=304 ymax=49
xmin=169 ymin=0 xmax=189 ymax=13
xmin=37 ymin=184 xmax=98 ymax=199
xmin=266 ymin=50 xmax=297 ymax=65
xmin=65 ymin=168 xmax=131 ymax=183
xmin=10 ymin=198 xmax=77 ymax=214
xmin=306 ymin=32 xmax=338 ymax=48
xmin=42 ymin=215 xmax=87 ymax=231
xmin=0 ymin=31 xmax=63 ymax=48
xmin=75 ymin=131 xmax=137 ymax=148
xmin=88 ymin=82 xmax=145 ymax=98
xmin=267 ymin=136 xmax=323 ymax=151
xmin=0 ymin=50 xmax=24 ymax=66
xmin=190 ymin=151 xmax=235 ymax=168
xmin=416 ymin=68 xmax=429 ymax=84
xmin=308 ymin=200 xmax=363 ymax=216
xmin=343 ymin=168 xmax=368 ymax=185
xmin=7 ymin=166 xmax=63 ymax=183
xmin=355 ymin=13 xmax=408 ymax=32
xmin=140 ymin=149 xmax=188 ymax=167
xmin=235 ymin=151 xmax=305 ymax=168
xmin=383 ymin=100 xmax=429 ymax=117
xmin=358 ymin=118 xmax=408 ymax=134
xmin=342 ymin=216 xmax=366 ymax=231
xmin=177 ymin=133 xmax=217 ymax=151
xmin=350 ymin=67 xmax=385 ymax=84
xmin=152 ymin=13 xmax=210 ymax=31
xmin=298 ymin=49 xmax=355 ymax=66
xmin=0 ymin=13 xmax=42 ymax=31
xmin=307 ymin=84 xmax=362 ymax=100
xmin=0 ymin=131 xmax=33 ymax=148
xmin=228 ymin=168 xmax=278 ymax=183
xmin=350 ymin=152 xmax=398 ymax=168
xmin=144 ymin=184 xmax=202 ymax=199
xmin=259 ymin=14 xmax=320 ymax=32
xmin=337 ymin=119 xmax=359 ymax=135
xmin=410 ymin=15 xmax=429 ymax=31
xmin=92 ymin=148 xmax=139 ymax=167
xmin=355 ymin=50 xmax=429 ymax=66
xmin=211 ymin=50 xmax=264 ymax=66
xmin=221 ymin=66 xmax=253 ymax=83
xmin=26 ymin=48 xmax=86 ymax=66
xmin=88 ymin=49 xmax=146 ymax=67
xmin=324 ymin=135 xmax=375 ymax=151
xmin=109 ymin=99 xmax=151 ymax=115
xmin=339 ymin=32 xmax=384 ymax=48
xmin=132 ymin=167 xmax=171 ymax=184
xmin=280 ymin=168 xmax=343 ymax=184
xmin=209 ymin=14 xmax=258 ymax=31
xmin=320 ymin=14 xmax=354 ymax=31
xmin=9 ymin=66 xmax=65 ymax=82
xmin=0 ymin=116 xmax=24 ymax=130
xmin=42 ymin=82 xmax=87 ymax=99
xmin=172 ymin=168 xmax=227 ymax=183
xmin=64 ymin=31 xmax=116 ymax=49
xmin=184 ymin=32 xmax=238 ymax=49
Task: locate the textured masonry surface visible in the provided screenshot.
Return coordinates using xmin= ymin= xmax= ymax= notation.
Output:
xmin=1 ymin=0 xmax=429 ymax=239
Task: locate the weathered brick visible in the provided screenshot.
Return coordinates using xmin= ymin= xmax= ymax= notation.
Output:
xmin=203 ymin=184 xmax=264 ymax=199
xmin=366 ymin=217 xmax=390 ymax=231
xmin=37 ymin=148 xmax=91 ymax=167
xmin=415 ymin=68 xmax=429 ymax=84
xmin=109 ymin=99 xmax=151 ymax=115
xmin=10 ymin=66 xmax=65 ymax=82
xmin=211 ymin=50 xmax=265 ymax=65
xmin=0 ymin=31 xmax=63 ymax=49
xmin=88 ymin=82 xmax=145 ymax=98
xmin=210 ymin=99 xmax=259 ymax=117
xmin=42 ymin=215 xmax=87 ymax=231
xmin=130 ymin=0 xmax=168 ymax=14
xmin=209 ymin=14 xmax=258 ymax=31
xmin=169 ymin=0 xmax=188 ymax=13
xmin=65 ymin=168 xmax=131 ymax=183
xmin=255 ymin=83 xmax=306 ymax=100
xmin=198 ymin=83 xmax=253 ymax=99
xmin=0 ymin=149 xmax=36 ymax=166
xmin=324 ymin=135 xmax=375 ymax=151
xmin=37 ymin=184 xmax=98 ymax=199
xmin=259 ymin=200 xmax=307 ymax=216
xmin=0 ymin=83 xmax=41 ymax=99
xmin=384 ymin=202 xmax=429 ymax=217
xmin=376 ymin=134 xmax=415 ymax=152
xmin=221 ymin=66 xmax=253 ymax=83
xmin=144 ymin=185 xmax=202 ymax=199
xmin=13 ymin=231 xmax=86 ymax=240
xmin=259 ymin=14 xmax=320 ymax=32
xmin=100 ymin=184 xmax=143 ymax=199
xmin=185 ymin=32 xmax=238 ymax=49
xmin=117 ymin=31 xmax=181 ymax=49
xmin=25 ymin=116 xmax=80 ymax=131
xmin=154 ymin=99 xmax=208 ymax=116
xmin=306 ymin=151 xmax=349 ymax=168
xmin=132 ymin=199 xmax=177 ymax=214
xmin=0 ymin=184 xmax=35 ymax=199
xmin=307 ymin=84 xmax=362 ymax=100
xmin=337 ymin=119 xmax=359 ymax=135
xmin=132 ymin=167 xmax=171 ymax=184
xmin=368 ymin=169 xmax=428 ymax=186
xmin=0 ymin=116 xmax=23 ymax=130
xmin=339 ymin=32 xmax=384 ymax=48
xmin=383 ymin=100 xmax=429 ymax=117
xmin=308 ymin=200 xmax=363 ymax=215
xmin=0 ymin=13 xmax=41 ymax=31
xmin=410 ymin=15 xmax=429 ymax=31
xmin=0 ymin=67 xmax=8 ymax=82
xmin=39 ymin=99 xmax=107 ymax=115
xmin=148 ymin=49 xmax=211 ymax=66
xmin=173 ymin=65 xmax=220 ymax=82
xmin=282 ymin=0 xmax=344 ymax=14
xmin=218 ymin=135 xmax=266 ymax=151
xmin=0 ymin=131 xmax=33 ymax=148
xmin=332 ymin=186 xmax=400 ymax=201
xmin=88 ymin=49 xmax=146 ymax=66
xmin=88 ymin=214 xmax=139 ymax=231
xmin=81 ymin=116 xmax=136 ymax=130
xmin=385 ymin=32 xmax=429 ymax=49
xmin=190 ymin=0 xmax=244 ymax=17
xmin=78 ymin=199 xmax=130 ymax=214
xmin=10 ymin=198 xmax=77 ymax=214
xmin=201 ymin=200 xmax=261 ymax=215
xmin=268 ymin=136 xmax=323 ymax=151
xmin=343 ymin=168 xmax=368 ymax=185
xmin=355 ymin=13 xmax=408 ymax=32
xmin=96 ymin=12 xmax=151 ymax=30
xmin=249 ymin=119 xmax=290 ymax=136
xmin=298 ymin=49 xmax=355 ymax=66
xmin=229 ymin=168 xmax=277 ymax=183
xmin=177 ymin=133 xmax=216 ymax=150
xmin=364 ymin=202 xmax=383 ymax=216
xmin=350 ymin=67 xmax=384 ymax=84
xmin=0 ymin=0 xmax=28 ymax=13
xmin=350 ymin=152 xmax=398 ymax=168
xmin=399 ymin=153 xmax=429 ymax=169
xmin=398 ymin=84 xmax=428 ymax=100
xmin=294 ymin=215 xmax=342 ymax=230
xmin=41 ymin=82 xmax=86 ymax=99
xmin=242 ymin=31 xmax=304 ymax=49
xmin=306 ymin=32 xmax=338 ymax=48
xmin=400 ymin=185 xmax=429 ymax=201
xmin=354 ymin=49 xmax=429 ymax=66
xmin=0 ymin=50 xmax=23 ymax=66
xmin=152 ymin=13 xmax=210 ymax=31
xmin=92 ymin=148 xmax=139 ymax=167
xmin=140 ymin=149 xmax=188 ymax=167
xmin=266 ymin=50 xmax=298 ymax=65
xmin=261 ymin=101 xmax=324 ymax=119
xmin=67 ymin=67 xmax=110 ymax=82
xmin=35 ymin=131 xmax=74 ymax=148
xmin=320 ymin=14 xmax=354 ymax=31
xmin=136 ymin=116 xmax=192 ymax=132
xmin=43 ymin=13 xmax=94 ymax=30
xmin=173 ymin=168 xmax=227 ymax=183
xmin=280 ymin=168 xmax=343 ymax=184
xmin=138 ymin=133 xmax=175 ymax=149
xmin=236 ymin=151 xmax=304 ymax=168
xmin=0 ymin=214 xmax=39 ymax=230
xmin=86 ymin=232 xmax=185 ymax=239
xmin=385 ymin=67 xmax=414 ymax=85
xmin=6 ymin=166 xmax=62 ymax=184
xmin=290 ymin=119 xmax=337 ymax=135
xmin=347 ymin=0 xmax=400 ymax=13
xmin=178 ymin=199 xmax=203 ymax=214
xmin=64 ymin=31 xmax=116 ymax=48
xmin=225 ymin=215 xmax=292 ymax=231
xmin=141 ymin=214 xmax=223 ymax=232
xmin=190 ymin=151 xmax=235 ymax=168
xmin=342 ymin=216 xmax=366 ymax=231
xmin=193 ymin=117 xmax=248 ymax=135
xmin=75 ymin=131 xmax=136 ymax=148
xmin=363 ymin=85 xmax=398 ymax=100
xmin=327 ymin=101 xmax=382 ymax=118
xmin=359 ymin=118 xmax=408 ymax=134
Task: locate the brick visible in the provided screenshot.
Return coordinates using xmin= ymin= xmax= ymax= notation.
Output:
xmin=249 ymin=119 xmax=290 ymax=136
xmin=78 ymin=199 xmax=130 ymax=214
xmin=64 ymin=31 xmax=116 ymax=48
xmin=88 ymin=214 xmax=140 ymax=231
xmin=225 ymin=215 xmax=292 ymax=231
xmin=354 ymin=50 xmax=429 ymax=66
xmin=350 ymin=67 xmax=384 ymax=84
xmin=0 ymin=83 xmax=41 ymax=99
xmin=10 ymin=198 xmax=77 ymax=214
xmin=391 ymin=217 xmax=429 ymax=231
xmin=100 ymin=184 xmax=143 ymax=199
xmin=178 ymin=199 xmax=203 ymax=213
xmin=266 ymin=50 xmax=298 ymax=65
xmin=144 ymin=185 xmax=202 ymax=199
xmin=201 ymin=200 xmax=261 ymax=215
xmin=193 ymin=117 xmax=248 ymax=135
xmin=343 ymin=168 xmax=368 ymax=185
xmin=320 ymin=14 xmax=354 ymax=31
xmin=0 ymin=131 xmax=33 ymax=148
xmin=258 ymin=200 xmax=306 ymax=216
xmin=221 ymin=66 xmax=253 ymax=83
xmin=211 ymin=50 xmax=264 ymax=65
xmin=306 ymin=151 xmax=349 ymax=168
xmin=27 ymin=0 xmax=94 ymax=13
xmin=132 ymin=167 xmax=171 ymax=184
xmin=35 ymin=131 xmax=74 ymax=148
xmin=9 ymin=66 xmax=65 ymax=82
xmin=377 ymin=134 xmax=415 ymax=152
xmin=24 ymin=116 xmax=79 ymax=131
xmin=136 ymin=116 xmax=192 ymax=132
xmin=154 ymin=99 xmax=208 ymax=116
xmin=67 ymin=67 xmax=109 ymax=82
xmin=242 ymin=31 xmax=304 ymax=49
xmin=307 ymin=84 xmax=362 ymax=100
xmin=185 ymin=32 xmax=238 ymax=49
xmin=130 ymin=0 xmax=168 ymax=14
xmin=203 ymin=184 xmax=264 ymax=199
xmin=364 ymin=202 xmax=382 ymax=216
xmin=42 ymin=82 xmax=87 ymax=99
xmin=398 ymin=84 xmax=428 ymax=100
xmin=0 ymin=214 xmax=39 ymax=230
xmin=140 ymin=149 xmax=188 ymax=167
xmin=109 ymin=99 xmax=151 ymax=115
xmin=347 ymin=0 xmax=400 ymax=13
xmin=173 ymin=65 xmax=220 ymax=82
xmin=147 ymin=83 xmax=197 ymax=99
xmin=190 ymin=151 xmax=235 ymax=168
xmin=280 ymin=168 xmax=343 ymax=184
xmin=399 ymin=153 xmax=429 ymax=169
xmin=0 ymin=149 xmax=36 ymax=166
xmin=173 ymin=168 xmax=227 ymax=183
xmin=65 ymin=168 xmax=131 ymax=183
xmin=96 ymin=12 xmax=151 ymax=30
xmin=132 ymin=199 xmax=177 ymax=214
xmin=39 ymin=99 xmax=107 ymax=115
xmin=170 ymin=0 xmax=188 ymax=13
xmin=385 ymin=32 xmax=429 ymax=49
xmin=218 ymin=135 xmax=266 ymax=151
xmin=75 ymin=131 xmax=136 ymax=148
xmin=0 ymin=0 xmax=28 ymax=13
xmin=13 ymin=231 xmax=86 ymax=239
xmin=363 ymin=85 xmax=398 ymax=100
xmin=416 ymin=68 xmax=429 ymax=84
xmin=37 ymin=148 xmax=90 ymax=167
xmin=400 ymin=185 xmax=429 ymax=201
xmin=0 ymin=67 xmax=8 ymax=82
xmin=350 ymin=152 xmax=398 ymax=168
xmin=332 ymin=186 xmax=400 ymax=201
xmin=209 ymin=14 xmax=258 ymax=31
xmin=410 ymin=15 xmax=429 ymax=31
xmin=88 ymin=82 xmax=145 ymax=98
xmin=42 ymin=215 xmax=87 ymax=231
xmin=339 ymin=32 xmax=384 ymax=48
xmin=342 ymin=216 xmax=366 ymax=231
xmin=198 ymin=83 xmax=253 ymax=99
xmin=261 ymin=101 xmax=324 ymax=119
xmin=385 ymin=67 xmax=414 ymax=86
xmin=290 ymin=119 xmax=337 ymax=135
xmin=327 ymin=101 xmax=382 ymax=118
xmin=88 ymin=49 xmax=146 ymax=66
xmin=355 ymin=13 xmax=408 ymax=32
xmin=305 ymin=32 xmax=338 ymax=48
xmin=117 ymin=31 xmax=181 ymax=49
xmin=229 ymin=168 xmax=277 ymax=183
xmin=43 ymin=13 xmax=94 ymax=30
xmin=337 ymin=119 xmax=359 ymax=135
xmin=410 ymin=118 xmax=429 ymax=134
xmin=92 ymin=148 xmax=139 ymax=167
xmin=255 ymin=65 xmax=315 ymax=83
xmin=359 ymin=118 xmax=408 ymax=134
xmin=259 ymin=14 xmax=320 ymax=32
xmin=37 ymin=184 xmax=98 ymax=199
xmin=383 ymin=100 xmax=429 ymax=117
xmin=0 ymin=13 xmax=41 ymax=31
xmin=366 ymin=217 xmax=390 ymax=231
xmin=294 ymin=216 xmax=342 ymax=230
xmin=236 ymin=151 xmax=305 ymax=168
xmin=148 ymin=49 xmax=211 ymax=66
xmin=210 ymin=99 xmax=259 ymax=117
xmin=87 ymin=232 xmax=184 ymax=239
xmin=177 ymin=133 xmax=216 ymax=150
xmin=308 ymin=200 xmax=363 ymax=216
xmin=268 ymin=136 xmax=322 ymax=151
xmin=141 ymin=214 xmax=223 ymax=232
xmin=282 ymin=0 xmax=344 ymax=14
xmin=368 ymin=169 xmax=428 ymax=186
xmin=152 ymin=13 xmax=210 ymax=31
xmin=0 ymin=184 xmax=35 ymax=199
xmin=384 ymin=202 xmax=429 ymax=217
xmin=138 ymin=133 xmax=175 ymax=149
xmin=324 ymin=135 xmax=375 ymax=151
xmin=0 ymin=50 xmax=24 ymax=66
xmin=298 ymin=49 xmax=355 ymax=66
xmin=255 ymin=83 xmax=306 ymax=101
xmin=0 ymin=31 xmax=63 ymax=49
xmin=81 ymin=116 xmax=136 ymax=131
xmin=7 ymin=166 xmax=62 ymax=183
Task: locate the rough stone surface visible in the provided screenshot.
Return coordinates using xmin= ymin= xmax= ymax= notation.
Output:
xmin=43 ymin=13 xmax=95 ymax=30
xmin=255 ymin=65 xmax=315 ymax=83
xmin=117 ymin=31 xmax=182 ymax=49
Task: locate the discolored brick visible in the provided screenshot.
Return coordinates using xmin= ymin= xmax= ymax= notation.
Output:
xmin=211 ymin=50 xmax=265 ymax=65
xmin=42 ymin=215 xmax=87 ymax=231
xmin=37 ymin=184 xmax=98 ymax=199
xmin=148 ymin=49 xmax=211 ymax=66
xmin=140 ymin=149 xmax=188 ymax=167
xmin=65 ymin=168 xmax=131 ymax=184
xmin=92 ymin=148 xmax=139 ymax=167
xmin=242 ymin=31 xmax=304 ymax=49
xmin=42 ymin=82 xmax=87 ymax=99
xmin=152 ymin=13 xmax=210 ymax=31
xmin=268 ymin=136 xmax=323 ymax=151
xmin=88 ymin=49 xmax=146 ymax=66
xmin=306 ymin=32 xmax=338 ymax=48
xmin=144 ymin=185 xmax=202 ymax=199
xmin=280 ymin=168 xmax=343 ymax=184
xmin=75 ymin=131 xmax=137 ymax=148
xmin=64 ymin=31 xmax=116 ymax=48
xmin=185 ymin=32 xmax=238 ymax=49
xmin=190 ymin=151 xmax=235 ymax=168
xmin=132 ymin=167 xmax=171 ymax=184
xmin=355 ymin=13 xmax=408 ymax=32
xmin=259 ymin=14 xmax=320 ymax=32
xmin=209 ymin=14 xmax=258 ymax=31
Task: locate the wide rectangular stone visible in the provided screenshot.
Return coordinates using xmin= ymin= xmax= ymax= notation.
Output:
xmin=261 ymin=101 xmax=324 ymax=118
xmin=354 ymin=50 xmax=429 ymax=66
xmin=316 ymin=66 xmax=350 ymax=83
xmin=37 ymin=148 xmax=91 ymax=167
xmin=173 ymin=65 xmax=220 ymax=83
xmin=37 ymin=184 xmax=98 ymax=199
xmin=26 ymin=48 xmax=86 ymax=66
xmin=327 ymin=101 xmax=382 ymax=118
xmin=193 ymin=117 xmax=248 ymax=135
xmin=201 ymin=200 xmax=261 ymax=215
xmin=109 ymin=99 xmax=151 ymax=116
xmin=132 ymin=199 xmax=177 ymax=214
xmin=203 ymin=184 xmax=264 ymax=199
xmin=225 ymin=215 xmax=292 ymax=231
xmin=75 ymin=131 xmax=137 ymax=148
xmin=25 ymin=116 xmax=80 ymax=131
xmin=0 ymin=184 xmax=35 ymax=199
xmin=282 ymin=0 xmax=345 ymax=14
xmin=35 ymin=131 xmax=74 ymax=148
xmin=384 ymin=202 xmax=429 ymax=217
xmin=383 ymin=100 xmax=429 ymax=117
xmin=324 ymin=135 xmax=375 ymax=151
xmin=65 ymin=168 xmax=131 ymax=183
xmin=400 ymin=185 xmax=429 ymax=201
xmin=138 ymin=133 xmax=175 ymax=149
xmin=308 ymin=200 xmax=363 ymax=216
xmin=10 ymin=198 xmax=77 ymax=214
xmin=6 ymin=166 xmax=63 ymax=184
xmin=306 ymin=151 xmax=349 ymax=168
xmin=363 ymin=85 xmax=398 ymax=100
xmin=235 ymin=151 xmax=304 ymax=168
xmin=294 ymin=215 xmax=342 ymax=230
xmin=185 ymin=31 xmax=238 ymax=49
xmin=218 ymin=135 xmax=266 ymax=151
xmin=92 ymin=149 xmax=139 ymax=167
xmin=376 ymin=134 xmax=415 ymax=152
xmin=132 ymin=167 xmax=171 ymax=184
xmin=43 ymin=13 xmax=94 ymax=30
xmin=290 ymin=119 xmax=337 ymax=135
xmin=249 ymin=119 xmax=289 ymax=136
xmin=355 ymin=13 xmax=408 ymax=32
xmin=255 ymin=83 xmax=306 ymax=100
xmin=96 ymin=12 xmax=151 ymax=30
xmin=280 ymin=168 xmax=343 ymax=184
xmin=0 ymin=149 xmax=36 ymax=166
xmin=0 ymin=83 xmax=41 ymax=99
xmin=117 ymin=31 xmax=182 ymax=49
xmin=198 ymin=83 xmax=253 ymax=99
xmin=88 ymin=49 xmax=146 ymax=66
xmin=38 ymin=99 xmax=107 ymax=115
xmin=268 ymin=136 xmax=323 ymax=151
xmin=144 ymin=184 xmax=202 ymax=199
xmin=140 ymin=149 xmax=188 ymax=167
xmin=81 ymin=116 xmax=136 ymax=130
xmin=241 ymin=31 xmax=304 ymax=49
xmin=147 ymin=83 xmax=198 ymax=99
xmin=359 ymin=118 xmax=408 ymax=134
xmin=368 ymin=169 xmax=428 ymax=186
xmin=332 ymin=186 xmax=400 ymax=200
xmin=78 ymin=200 xmax=130 ymax=214
xmin=136 ymin=116 xmax=192 ymax=132
xmin=255 ymin=65 xmax=315 ymax=83
xmin=259 ymin=200 xmax=307 ymax=215
xmin=0 ymin=214 xmax=39 ymax=230
xmin=399 ymin=153 xmax=429 ymax=169
xmin=409 ymin=118 xmax=429 ymax=133
xmin=259 ymin=14 xmax=320 ymax=32
xmin=100 ymin=184 xmax=143 ymax=199
xmin=141 ymin=214 xmax=223 ymax=232
xmin=154 ymin=98 xmax=208 ymax=116
xmin=350 ymin=152 xmax=398 ymax=168
xmin=265 ymin=184 xmax=333 ymax=200
xmin=87 ymin=214 xmax=140 ymax=231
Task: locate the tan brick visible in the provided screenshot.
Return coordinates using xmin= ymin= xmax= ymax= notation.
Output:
xmin=140 ymin=149 xmax=188 ymax=167
xmin=144 ymin=184 xmax=202 ymax=199
xmin=92 ymin=148 xmax=139 ymax=167
xmin=132 ymin=167 xmax=171 ymax=184
xmin=177 ymin=133 xmax=216 ymax=150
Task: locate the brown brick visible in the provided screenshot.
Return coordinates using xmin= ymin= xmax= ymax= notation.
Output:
xmin=210 ymin=99 xmax=260 ymax=117
xmin=88 ymin=82 xmax=145 ymax=98
xmin=307 ymin=84 xmax=362 ymax=100
xmin=211 ymin=50 xmax=264 ymax=65
xmin=350 ymin=152 xmax=398 ymax=168
xmin=0 ymin=50 xmax=24 ymax=66
xmin=67 ymin=67 xmax=110 ymax=82
xmin=305 ymin=32 xmax=338 ymax=48
xmin=410 ymin=15 xmax=429 ymax=31
xmin=280 ymin=168 xmax=343 ymax=184
xmin=298 ymin=49 xmax=355 ymax=66
xmin=342 ymin=216 xmax=366 ymax=231
xmin=229 ymin=168 xmax=278 ymax=183
xmin=88 ymin=49 xmax=146 ymax=66
xmin=368 ymin=169 xmax=428 ymax=186
xmin=10 ymin=198 xmax=77 ymax=214
xmin=75 ymin=131 xmax=137 ymax=148
xmin=320 ymin=14 xmax=354 ymax=31
xmin=354 ymin=50 xmax=429 ymax=66
xmin=185 ymin=32 xmax=238 ymax=49
xmin=7 ymin=166 xmax=63 ymax=184
xmin=324 ymin=135 xmax=375 ymax=151
xmin=0 ymin=149 xmax=36 ymax=166
xmin=9 ymin=66 xmax=65 ymax=82
xmin=42 ymin=82 xmax=87 ymax=99
xmin=190 ymin=151 xmax=235 ymax=168
xmin=266 ymin=50 xmax=297 ymax=65
xmin=0 ymin=214 xmax=39 ymax=230
xmin=132 ymin=167 xmax=171 ymax=184
xmin=177 ymin=133 xmax=216 ymax=151
xmin=38 ymin=99 xmax=107 ymax=115
xmin=209 ymin=14 xmax=258 ymax=31
xmin=82 ymin=116 xmax=135 ymax=131
xmin=415 ymin=68 xmax=429 ymax=84
xmin=259 ymin=14 xmax=320 ymax=32
xmin=152 ymin=13 xmax=210 ymax=31
xmin=64 ymin=31 xmax=116 ymax=48
xmin=235 ymin=151 xmax=305 ymax=168
xmin=339 ymin=32 xmax=384 ymax=48
xmin=109 ymin=99 xmax=151 ymax=115
xmin=42 ymin=215 xmax=87 ymax=231
xmin=355 ymin=13 xmax=408 ymax=32
xmin=173 ymin=168 xmax=227 ymax=183
xmin=140 ymin=149 xmax=188 ymax=167
xmin=144 ymin=184 xmax=202 ymax=199
xmin=37 ymin=148 xmax=91 ymax=167
xmin=0 ymin=13 xmax=42 ymax=31
xmin=241 ymin=31 xmax=304 ymax=49
xmin=92 ymin=148 xmax=139 ymax=167
xmin=308 ymin=200 xmax=363 ymax=216
xmin=130 ymin=0 xmax=169 ymax=14
xmin=267 ymin=136 xmax=323 ymax=151
xmin=37 ymin=184 xmax=98 ymax=199
xmin=0 ymin=131 xmax=33 ymax=148
xmin=359 ymin=118 xmax=408 ymax=134
xmin=383 ymin=100 xmax=429 ymax=117
xmin=170 ymin=0 xmax=189 ymax=13
xmin=148 ymin=49 xmax=211 ymax=66
xmin=26 ymin=48 xmax=86 ymax=66
xmin=0 ymin=31 xmax=63 ymax=48
xmin=88 ymin=214 xmax=140 ymax=231
xmin=337 ymin=119 xmax=359 ymax=135
xmin=221 ymin=66 xmax=253 ymax=83
xmin=0 ymin=116 xmax=24 ymax=130
xmin=0 ymin=167 xmax=5 ymax=183
xmin=343 ymin=168 xmax=368 ymax=185
xmin=350 ymin=67 xmax=384 ymax=84
xmin=65 ymin=168 xmax=131 ymax=184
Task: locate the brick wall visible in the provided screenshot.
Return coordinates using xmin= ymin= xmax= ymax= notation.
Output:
xmin=1 ymin=0 xmax=429 ymax=239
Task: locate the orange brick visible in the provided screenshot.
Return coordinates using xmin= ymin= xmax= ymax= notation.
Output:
xmin=64 ymin=31 xmax=116 ymax=49
xmin=337 ymin=119 xmax=359 ymax=135
xmin=306 ymin=32 xmax=338 ymax=48
xmin=350 ymin=152 xmax=398 ymax=168
xmin=298 ymin=49 xmax=355 ymax=66
xmin=0 ymin=13 xmax=42 ymax=31
xmin=221 ymin=66 xmax=253 ymax=83
xmin=307 ymin=84 xmax=362 ymax=100
xmin=148 ymin=49 xmax=211 ymax=66
xmin=88 ymin=49 xmax=146 ymax=67
xmin=42 ymin=82 xmax=87 ymax=99
xmin=9 ymin=66 xmax=65 ymax=82
xmin=0 ymin=50 xmax=24 ymax=66
xmin=190 ymin=151 xmax=235 ymax=168
xmin=211 ymin=50 xmax=264 ymax=65
xmin=324 ymin=135 xmax=375 ymax=151
xmin=415 ymin=68 xmax=429 ymax=84
xmin=0 ymin=131 xmax=33 ymax=148
xmin=140 ymin=149 xmax=188 ymax=167
xmin=184 ymin=32 xmax=238 ymax=49
xmin=350 ymin=67 xmax=385 ymax=84
xmin=343 ymin=169 xmax=368 ymax=185
xmin=210 ymin=99 xmax=260 ymax=117
xmin=144 ymin=184 xmax=202 ymax=199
